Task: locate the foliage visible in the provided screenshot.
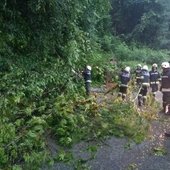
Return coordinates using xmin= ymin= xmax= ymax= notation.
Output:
xmin=49 ymin=91 xmax=157 ymax=146
xmin=104 ymin=101 xmax=149 ymax=143
xmin=48 ymin=91 xmax=158 ymax=168
xmin=1 ymin=68 xmax=154 ymax=168
xmin=0 ymin=0 xmax=113 ymax=168
xmin=113 ymin=41 xmax=169 ymax=65
xmin=0 ymin=57 xmax=67 ymax=169
xmin=111 ymin=0 xmax=164 ymax=47
xmin=153 ymin=146 xmax=167 ymax=156
xmin=0 ymin=0 xmax=168 ymax=169
xmin=127 ymin=163 xmax=138 ymax=170
xmin=0 ymin=0 xmax=112 ymax=65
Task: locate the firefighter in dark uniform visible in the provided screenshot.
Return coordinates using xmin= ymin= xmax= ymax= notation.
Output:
xmin=161 ymin=62 xmax=170 ymax=137
xmin=118 ymin=66 xmax=131 ymax=100
xmin=82 ymin=65 xmax=92 ymax=96
xmin=160 ymin=62 xmax=170 ymax=114
xmin=138 ymin=65 xmax=150 ymax=106
xmin=149 ymin=63 xmax=161 ymax=97
xmin=135 ymin=64 xmax=142 ymax=86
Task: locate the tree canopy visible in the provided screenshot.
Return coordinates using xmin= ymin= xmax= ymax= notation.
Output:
xmin=111 ymin=0 xmax=164 ymax=47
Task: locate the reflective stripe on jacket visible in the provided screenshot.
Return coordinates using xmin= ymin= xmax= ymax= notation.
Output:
xmin=82 ymin=69 xmax=91 ymax=82
xmin=162 ymin=88 xmax=170 ymax=92
xmin=120 ymin=84 xmax=128 ymax=87
xmin=149 ymin=70 xmax=160 ymax=84
xmin=142 ymin=82 xmax=150 ymax=87
xmin=150 ymin=81 xmax=159 ymax=85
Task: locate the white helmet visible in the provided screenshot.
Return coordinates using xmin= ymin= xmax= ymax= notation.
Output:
xmin=161 ymin=62 xmax=170 ymax=68
xmin=86 ymin=65 xmax=92 ymax=71
xmin=152 ymin=63 xmax=157 ymax=68
xmin=124 ymin=66 xmax=130 ymax=73
xmin=137 ymin=64 xmax=142 ymax=68
xmin=142 ymin=65 xmax=148 ymax=71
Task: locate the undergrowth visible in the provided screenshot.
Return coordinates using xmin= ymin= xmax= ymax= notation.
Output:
xmin=0 ymin=54 xmax=160 ymax=169
xmin=50 ymin=89 xmax=159 ymax=169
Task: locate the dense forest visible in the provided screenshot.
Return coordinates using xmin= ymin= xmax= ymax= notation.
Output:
xmin=0 ymin=0 xmax=170 ymax=169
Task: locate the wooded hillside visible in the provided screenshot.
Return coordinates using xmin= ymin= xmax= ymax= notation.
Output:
xmin=0 ymin=0 xmax=169 ymax=169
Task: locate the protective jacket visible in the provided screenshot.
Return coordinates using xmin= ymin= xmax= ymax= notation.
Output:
xmin=149 ymin=70 xmax=160 ymax=85
xmin=82 ymin=69 xmax=91 ymax=82
xmin=119 ymin=71 xmax=130 ymax=87
xmin=161 ymin=68 xmax=170 ymax=91
xmin=135 ymin=68 xmax=142 ymax=79
xmin=141 ymin=70 xmax=150 ymax=86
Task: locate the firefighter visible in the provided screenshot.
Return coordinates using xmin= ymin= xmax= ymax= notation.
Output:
xmin=149 ymin=63 xmax=161 ymax=97
xmin=135 ymin=64 xmax=142 ymax=86
xmin=161 ymin=62 xmax=170 ymax=137
xmin=118 ymin=66 xmax=131 ymax=100
xmin=82 ymin=65 xmax=92 ymax=96
xmin=138 ymin=65 xmax=150 ymax=106
xmin=160 ymin=62 xmax=170 ymax=114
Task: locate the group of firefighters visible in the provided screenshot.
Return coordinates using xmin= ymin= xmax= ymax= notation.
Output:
xmin=81 ymin=62 xmax=170 ymax=137
xmin=118 ymin=62 xmax=170 ymax=114
xmin=81 ymin=61 xmax=170 ymax=115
